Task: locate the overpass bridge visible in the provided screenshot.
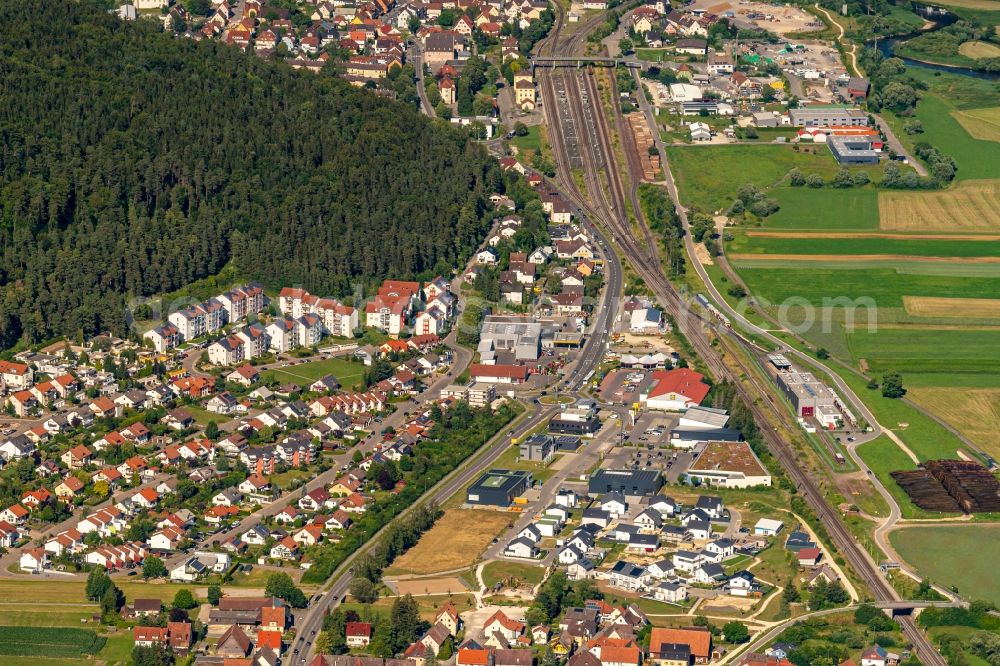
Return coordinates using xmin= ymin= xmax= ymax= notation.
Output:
xmin=874 ymin=600 xmax=965 ymax=617
xmin=529 ymin=56 xmax=646 ymax=72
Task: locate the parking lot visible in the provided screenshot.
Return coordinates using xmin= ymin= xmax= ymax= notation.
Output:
xmin=599 ymin=368 xmax=657 ymax=405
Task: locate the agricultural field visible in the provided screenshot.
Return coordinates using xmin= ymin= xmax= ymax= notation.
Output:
xmin=385 ymin=509 xmax=511 ymax=575
xmin=0 ymin=579 xmax=202 ymax=605
xmin=262 ymin=356 xmax=366 ymax=389
xmin=902 ymin=295 xmax=1000 ymax=319
xmin=0 ymin=626 xmax=106 ymax=659
xmin=908 ymin=385 xmax=1000 ymax=459
xmin=952 ymin=106 xmax=1000 ymax=143
xmin=890 ymin=525 xmax=1000 ymax=604
xmin=664 ymin=144 xmax=882 ymax=212
xmin=726 ymin=233 xmax=1000 ymax=258
xmin=959 ymin=40 xmax=1000 ymax=59
xmin=845 ymin=325 xmax=1000 ymax=376
xmin=879 ymin=180 xmax=1000 ymax=232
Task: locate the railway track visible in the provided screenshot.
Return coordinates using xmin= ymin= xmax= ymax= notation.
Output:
xmin=535 ymin=8 xmax=945 ymax=665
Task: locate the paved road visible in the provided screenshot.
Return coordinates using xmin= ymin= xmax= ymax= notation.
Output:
xmin=873 ymin=115 xmax=929 ymax=177
xmin=410 ymin=44 xmax=435 ymax=118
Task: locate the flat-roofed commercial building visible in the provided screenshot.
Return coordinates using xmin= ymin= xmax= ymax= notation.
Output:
xmin=467 ymin=469 xmax=533 ymax=506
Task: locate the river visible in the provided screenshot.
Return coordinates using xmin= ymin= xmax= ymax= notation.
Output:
xmin=872 ymin=10 xmax=1000 ymax=81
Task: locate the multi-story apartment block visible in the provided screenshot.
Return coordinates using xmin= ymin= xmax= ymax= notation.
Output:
xmin=218 ymin=284 xmax=264 ymax=322
xmin=315 ymin=298 xmax=358 ymax=337
xmin=237 ymin=323 xmax=269 ymax=360
xmin=266 ymin=319 xmax=296 ymax=353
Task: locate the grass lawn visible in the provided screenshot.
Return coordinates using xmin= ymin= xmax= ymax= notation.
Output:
xmin=840 ymin=371 xmax=968 ymax=463
xmin=0 ymin=604 xmax=98 ymax=627
xmin=183 ymin=404 xmax=222 ymax=426
xmin=763 ymin=187 xmax=881 ymax=230
xmin=890 ymin=525 xmax=1000 ymax=604
xmin=385 ymin=508 xmax=512 ymax=575
xmin=510 ymin=125 xmax=543 ymax=154
xmin=271 ymin=469 xmax=311 ymax=490
xmin=262 ymin=357 xmax=366 ymax=389
xmin=635 ymin=48 xmax=677 ymax=62
xmin=95 ymin=632 xmax=133 ymax=666
xmin=665 ymin=144 xmax=883 ymax=212
xmin=490 ymin=444 xmax=562 ymax=483
xmin=855 ymin=436 xmax=946 ymax=520
xmin=481 ymin=561 xmax=546 ymax=589
xmin=343 ymin=593 xmax=477 ymax=622
xmin=0 ymin=579 xmax=205 ymax=606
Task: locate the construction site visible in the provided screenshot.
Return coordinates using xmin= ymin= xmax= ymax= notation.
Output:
xmin=891 ymin=459 xmax=1000 ymax=513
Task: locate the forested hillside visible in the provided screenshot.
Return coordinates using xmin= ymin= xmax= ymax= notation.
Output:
xmin=0 ymin=1 xmax=504 ymax=348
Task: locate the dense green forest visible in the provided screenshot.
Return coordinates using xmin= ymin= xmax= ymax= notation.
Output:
xmin=0 ymin=1 xmax=507 ymax=349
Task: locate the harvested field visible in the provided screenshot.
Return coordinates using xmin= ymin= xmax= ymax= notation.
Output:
xmin=891 ymin=459 xmax=1000 ymax=513
xmin=879 ymin=180 xmax=1000 ymax=232
xmin=727 ymin=253 xmax=1000 ymax=263
xmin=902 ymin=295 xmax=1000 ymax=318
xmin=390 ymin=577 xmax=469 ymax=596
xmin=952 ymin=106 xmax=1000 ymax=143
xmin=909 ymin=386 xmax=1000 ymax=459
xmin=385 ymin=509 xmax=511 ymax=575
xmin=959 ymin=41 xmax=1000 ymax=59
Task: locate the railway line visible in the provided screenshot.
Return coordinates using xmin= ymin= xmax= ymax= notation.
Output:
xmin=535 ymin=8 xmax=945 ymax=665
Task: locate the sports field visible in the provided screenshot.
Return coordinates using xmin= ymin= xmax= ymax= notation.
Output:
xmin=891 ymin=525 xmax=1000 ymax=604
xmin=385 ymin=509 xmax=511 ymax=575
xmin=879 ymin=180 xmax=1000 ymax=232
xmin=262 ymin=356 xmax=366 ymax=388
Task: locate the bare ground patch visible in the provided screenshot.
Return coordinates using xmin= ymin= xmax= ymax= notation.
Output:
xmin=389 ymin=577 xmax=470 ymax=596
xmin=879 ymin=181 xmax=1000 ymax=232
xmin=903 ymin=295 xmax=1000 ymax=318
xmin=386 ymin=509 xmax=512 ymax=575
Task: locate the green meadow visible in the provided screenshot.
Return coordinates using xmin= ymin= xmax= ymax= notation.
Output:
xmin=763 ymin=187 xmax=881 ymax=230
